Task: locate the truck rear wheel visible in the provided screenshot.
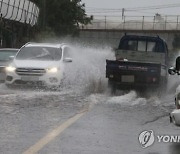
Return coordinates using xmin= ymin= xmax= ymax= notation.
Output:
xmin=158 ymin=77 xmax=168 ymax=96
xmin=108 ymin=80 xmax=116 ymax=95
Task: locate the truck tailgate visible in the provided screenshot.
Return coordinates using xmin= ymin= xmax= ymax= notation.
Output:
xmin=106 ymin=60 xmax=161 ymax=86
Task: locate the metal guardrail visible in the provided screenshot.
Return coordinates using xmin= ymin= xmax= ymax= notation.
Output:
xmin=82 ymin=15 xmax=180 ymax=31
xmin=0 ymin=0 xmax=39 ymax=26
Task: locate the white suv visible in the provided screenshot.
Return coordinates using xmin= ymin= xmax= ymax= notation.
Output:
xmin=5 ymin=43 xmax=72 ymax=87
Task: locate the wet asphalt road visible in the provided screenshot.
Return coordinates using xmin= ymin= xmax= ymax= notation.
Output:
xmin=0 ymin=84 xmax=180 ymax=154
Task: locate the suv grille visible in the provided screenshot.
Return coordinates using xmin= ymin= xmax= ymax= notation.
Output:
xmin=16 ymin=68 xmax=46 ymax=76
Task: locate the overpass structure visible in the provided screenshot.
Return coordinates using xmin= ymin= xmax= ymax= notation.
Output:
xmin=79 ymin=15 xmax=180 ymax=50
xmin=82 ymin=14 xmax=180 ymax=31
xmin=0 ymin=0 xmax=39 ymax=47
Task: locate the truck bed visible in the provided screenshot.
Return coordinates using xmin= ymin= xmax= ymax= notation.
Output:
xmin=115 ymin=49 xmax=166 ymax=64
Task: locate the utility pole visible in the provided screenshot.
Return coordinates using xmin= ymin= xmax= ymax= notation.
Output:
xmin=122 ymin=8 xmax=125 ymax=20
xmin=42 ymin=0 xmax=46 ymax=30
xmin=0 ymin=14 xmax=4 ymax=47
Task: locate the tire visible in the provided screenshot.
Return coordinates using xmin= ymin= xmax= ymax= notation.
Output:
xmin=108 ymin=80 xmax=116 ymax=95
xmin=156 ymin=77 xmax=168 ymax=97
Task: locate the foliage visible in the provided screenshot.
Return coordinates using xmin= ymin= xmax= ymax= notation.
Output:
xmin=33 ymin=28 xmax=56 ymax=42
xmin=33 ymin=0 xmax=91 ymax=36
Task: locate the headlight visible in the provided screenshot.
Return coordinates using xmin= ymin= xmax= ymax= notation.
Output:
xmin=47 ymin=67 xmax=58 ymax=73
xmin=6 ymin=66 xmax=16 ymax=72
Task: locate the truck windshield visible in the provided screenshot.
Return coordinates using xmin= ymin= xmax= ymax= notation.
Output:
xmin=16 ymin=47 xmax=62 ymax=61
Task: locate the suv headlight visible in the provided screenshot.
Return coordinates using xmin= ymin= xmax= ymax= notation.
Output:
xmin=6 ymin=66 xmax=16 ymax=72
xmin=47 ymin=67 xmax=58 ymax=73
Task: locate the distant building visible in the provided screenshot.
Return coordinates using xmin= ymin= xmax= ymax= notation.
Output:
xmin=0 ymin=0 xmax=39 ymax=25
xmin=0 ymin=0 xmax=39 ymax=47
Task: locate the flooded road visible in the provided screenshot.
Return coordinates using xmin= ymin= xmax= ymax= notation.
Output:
xmin=0 ymin=84 xmax=178 ymax=154
xmin=0 ymin=45 xmax=179 ymax=154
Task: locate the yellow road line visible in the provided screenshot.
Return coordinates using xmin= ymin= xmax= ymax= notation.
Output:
xmin=23 ymin=111 xmax=87 ymax=154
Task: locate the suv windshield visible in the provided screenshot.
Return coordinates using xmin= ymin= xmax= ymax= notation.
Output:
xmin=0 ymin=50 xmax=17 ymax=61
xmin=16 ymin=46 xmax=62 ymax=61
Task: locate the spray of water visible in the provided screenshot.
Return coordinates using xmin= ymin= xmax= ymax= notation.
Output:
xmin=59 ymin=43 xmax=178 ymax=107
xmin=62 ymin=44 xmax=114 ymax=94
xmin=0 ymin=39 xmax=177 ymax=108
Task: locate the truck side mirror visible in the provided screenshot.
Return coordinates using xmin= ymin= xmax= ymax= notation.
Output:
xmin=176 ymin=56 xmax=180 ymax=72
xmin=168 ymin=67 xmax=176 ymax=75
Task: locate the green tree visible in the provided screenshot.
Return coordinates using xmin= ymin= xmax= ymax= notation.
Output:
xmin=34 ymin=0 xmax=91 ymax=36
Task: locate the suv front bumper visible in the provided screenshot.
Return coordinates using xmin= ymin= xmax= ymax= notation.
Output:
xmin=5 ymin=71 xmax=63 ymax=87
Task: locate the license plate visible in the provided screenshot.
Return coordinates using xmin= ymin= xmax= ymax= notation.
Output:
xmin=121 ymin=75 xmax=134 ymax=83
xmin=21 ymin=76 xmax=39 ymax=81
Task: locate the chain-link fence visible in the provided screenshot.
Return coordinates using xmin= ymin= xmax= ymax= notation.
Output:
xmin=82 ymin=15 xmax=180 ymax=31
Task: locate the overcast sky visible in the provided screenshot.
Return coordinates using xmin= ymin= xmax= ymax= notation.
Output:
xmin=81 ymin=0 xmax=180 ymax=16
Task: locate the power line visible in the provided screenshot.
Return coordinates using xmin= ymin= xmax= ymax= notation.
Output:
xmin=126 ymin=3 xmax=180 ymax=11
xmin=85 ymin=3 xmax=180 ymax=13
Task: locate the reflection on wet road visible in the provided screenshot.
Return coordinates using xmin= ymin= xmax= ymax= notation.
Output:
xmin=0 ymin=84 xmax=178 ymax=154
